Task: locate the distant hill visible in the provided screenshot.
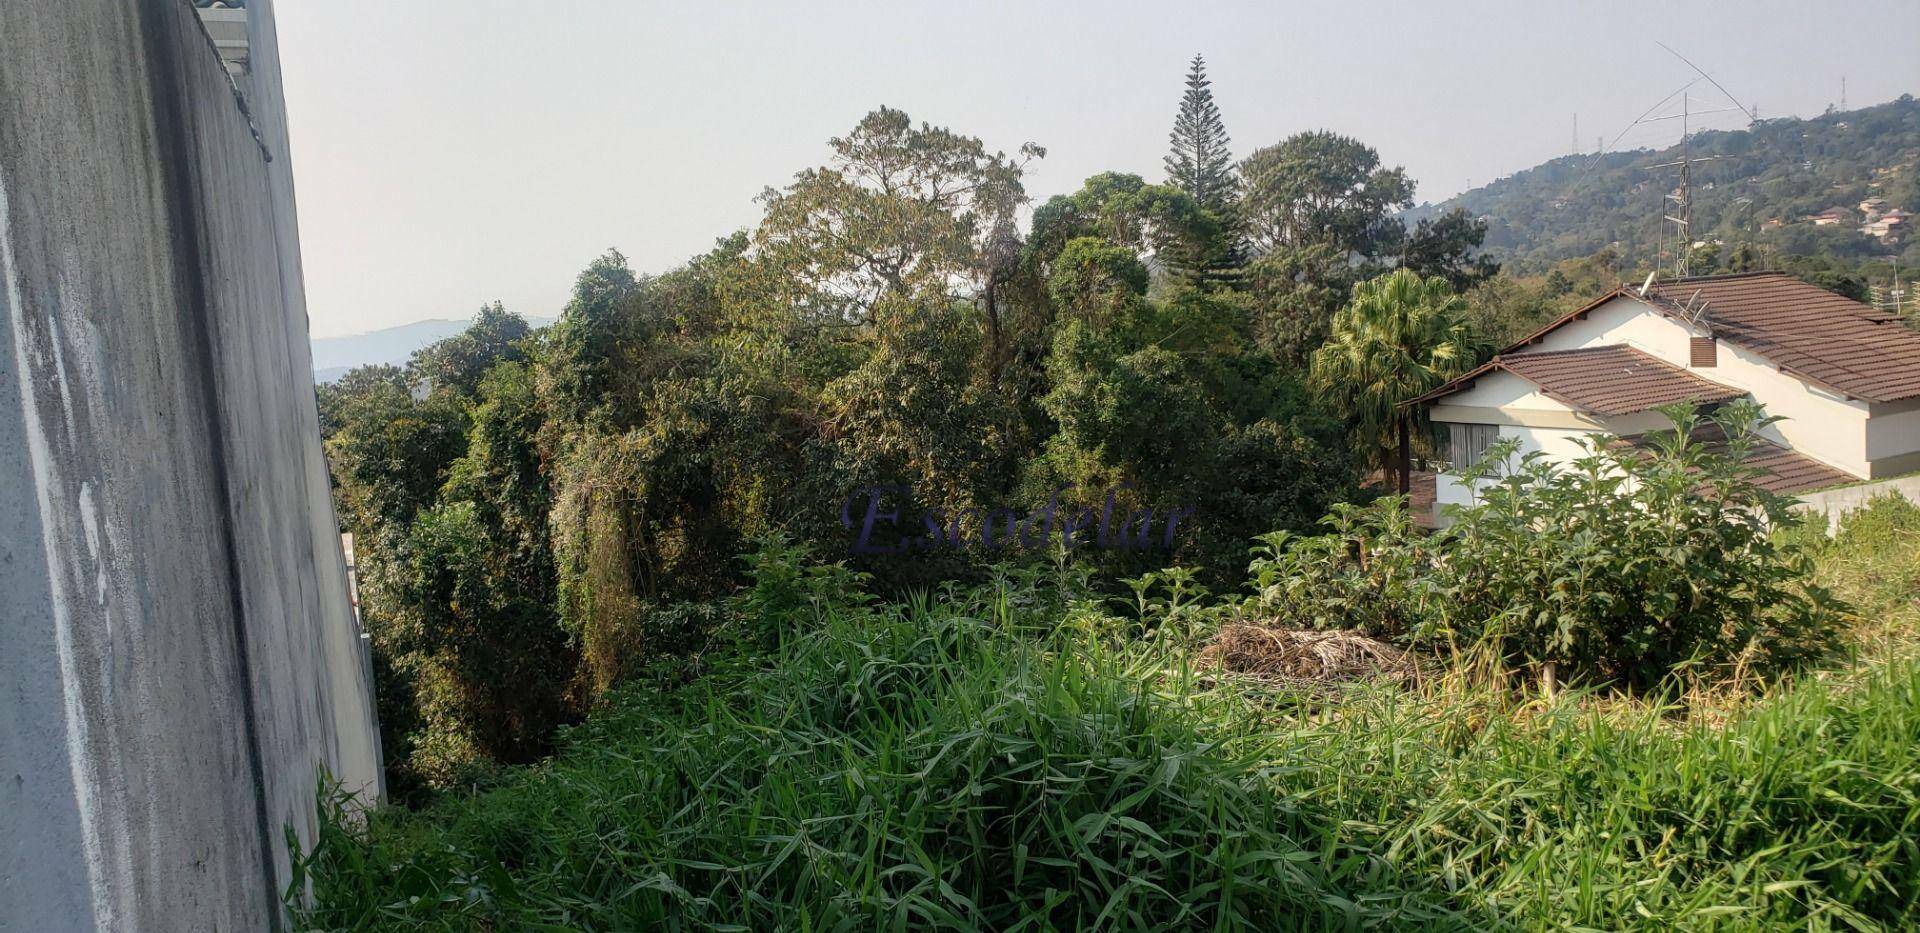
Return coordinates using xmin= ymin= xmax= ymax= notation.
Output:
xmin=312 ymin=315 xmax=555 ymax=383
xmin=1409 ymin=95 xmax=1920 ymax=275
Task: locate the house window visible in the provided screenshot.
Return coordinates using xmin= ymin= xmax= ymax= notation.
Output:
xmin=1690 ymin=336 xmax=1717 ymax=367
xmin=1446 ymin=423 xmax=1501 ymax=469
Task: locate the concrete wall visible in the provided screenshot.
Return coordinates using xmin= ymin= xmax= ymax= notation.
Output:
xmin=0 ymin=2 xmax=381 ymax=930
xmin=1796 ymin=474 xmax=1920 ymax=532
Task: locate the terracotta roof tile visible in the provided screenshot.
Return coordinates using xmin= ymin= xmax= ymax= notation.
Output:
xmin=1647 ymin=272 xmax=1920 ymax=402
xmin=1418 ymin=345 xmax=1746 ymax=417
xmin=1609 ymin=423 xmax=1855 ymax=495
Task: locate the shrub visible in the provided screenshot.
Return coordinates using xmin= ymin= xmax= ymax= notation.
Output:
xmin=737 ymin=532 xmax=875 ymax=647
xmin=1437 ymin=402 xmax=1844 ymax=689
xmin=389 ymin=501 xmax=577 ymax=785
xmin=1246 ymin=402 xmax=1845 ymax=690
xmin=1243 ymin=496 xmax=1432 ymax=639
xmin=1789 ymin=494 xmax=1920 ymax=651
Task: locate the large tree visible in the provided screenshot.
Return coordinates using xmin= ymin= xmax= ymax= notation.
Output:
xmin=546 ymin=249 xmax=641 ymax=424
xmin=752 ymin=107 xmax=1043 ymax=322
xmin=1164 ymin=54 xmax=1236 ymax=216
xmin=748 ymin=108 xmax=1044 ymax=387
xmin=1027 ymin=172 xmax=1228 ymax=287
xmin=1237 ymin=131 xmax=1417 ymax=362
xmin=1239 ymin=131 xmax=1413 ymax=259
xmin=407 ymin=301 xmax=532 ymax=398
xmin=1400 ymin=207 xmax=1499 ymax=291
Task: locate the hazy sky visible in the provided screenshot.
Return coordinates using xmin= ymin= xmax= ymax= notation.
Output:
xmin=278 ymin=1 xmax=1920 ymax=337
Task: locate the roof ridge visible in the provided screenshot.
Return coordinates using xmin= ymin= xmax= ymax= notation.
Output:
xmin=1658 ymin=270 xmax=1790 ymax=285
xmin=1426 ymin=341 xmax=1746 ymax=416
xmin=1502 ymin=343 xmax=1647 ymax=359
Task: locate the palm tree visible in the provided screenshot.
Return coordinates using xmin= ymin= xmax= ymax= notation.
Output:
xmin=1310 ymin=268 xmax=1489 ymax=487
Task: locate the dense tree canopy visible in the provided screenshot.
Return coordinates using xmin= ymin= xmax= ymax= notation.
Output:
xmin=752 ymin=106 xmax=1043 ymax=318
xmin=1240 ymin=130 xmax=1413 ymax=258
xmin=320 ymin=101 xmax=1401 ymax=788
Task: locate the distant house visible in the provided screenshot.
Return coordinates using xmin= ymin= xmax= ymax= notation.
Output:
xmin=1406 ymin=272 xmax=1920 ymax=527
xmin=1811 ymin=207 xmax=1852 ymax=226
xmin=1864 ymin=208 xmax=1909 ymax=241
xmin=1860 ymin=196 xmax=1890 ymax=219
xmin=1761 ymin=217 xmax=1785 ymax=230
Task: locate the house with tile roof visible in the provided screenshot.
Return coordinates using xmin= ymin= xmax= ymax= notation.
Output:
xmin=1863 ymin=209 xmax=1908 ymax=242
xmin=1405 ymin=271 xmax=1920 ymax=526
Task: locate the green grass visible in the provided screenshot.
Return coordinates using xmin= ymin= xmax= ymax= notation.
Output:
xmin=294 ymin=503 xmax=1920 ymax=931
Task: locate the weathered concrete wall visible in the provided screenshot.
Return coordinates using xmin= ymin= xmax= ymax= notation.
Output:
xmin=1796 ymin=474 xmax=1920 ymax=532
xmin=0 ymin=2 xmax=381 ymax=930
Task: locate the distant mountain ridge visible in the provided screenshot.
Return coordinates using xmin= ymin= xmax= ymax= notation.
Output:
xmin=1408 ymin=95 xmax=1920 ymax=274
xmin=312 ymin=314 xmax=555 ymax=383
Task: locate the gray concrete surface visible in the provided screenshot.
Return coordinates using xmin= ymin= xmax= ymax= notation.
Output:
xmin=0 ymin=2 xmax=382 ymax=930
xmin=1797 ymin=474 xmax=1920 ymax=532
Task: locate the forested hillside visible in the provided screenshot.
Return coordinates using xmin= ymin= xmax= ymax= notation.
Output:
xmin=312 ymin=314 xmax=556 ymax=383
xmin=1411 ymin=95 xmax=1920 ymax=277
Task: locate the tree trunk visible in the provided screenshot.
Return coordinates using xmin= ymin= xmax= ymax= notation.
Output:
xmin=984 ymin=269 xmax=1002 ymax=390
xmin=1397 ymin=416 xmax=1411 ymax=495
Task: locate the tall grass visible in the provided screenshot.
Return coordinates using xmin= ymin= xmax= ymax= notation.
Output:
xmin=293 ymin=505 xmax=1920 ymax=930
xmin=1276 ymin=665 xmax=1920 ymax=928
xmin=293 ymin=595 xmax=1471 ymax=929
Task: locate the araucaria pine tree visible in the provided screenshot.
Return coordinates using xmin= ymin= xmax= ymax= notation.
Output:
xmin=1165 ymin=54 xmax=1235 ymax=215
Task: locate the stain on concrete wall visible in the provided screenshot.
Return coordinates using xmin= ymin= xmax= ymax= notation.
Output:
xmin=0 ymin=2 xmax=381 ymax=929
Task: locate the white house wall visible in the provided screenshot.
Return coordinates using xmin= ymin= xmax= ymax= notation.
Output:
xmin=1430 ymin=369 xmax=1615 ymax=515
xmin=1439 ymin=367 xmax=1580 ymax=412
xmin=1527 ymin=296 xmax=1873 ymax=477
xmin=1867 ymin=403 xmax=1920 ymax=477
xmin=1434 ymin=423 xmax=1608 ymax=513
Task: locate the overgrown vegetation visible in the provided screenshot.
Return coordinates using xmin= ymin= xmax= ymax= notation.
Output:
xmin=294 ymin=494 xmax=1920 ymax=930
xmin=1250 ymin=404 xmax=1845 ymax=690
xmin=321 ymin=70 xmax=1920 ymax=793
xmin=1789 ymin=494 xmax=1920 ymax=655
xmin=321 ymin=82 xmax=1502 ymax=792
xmin=306 ymin=58 xmax=1920 ymax=930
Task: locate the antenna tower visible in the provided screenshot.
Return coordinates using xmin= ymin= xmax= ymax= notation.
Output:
xmin=1600 ymin=43 xmax=1755 ymax=278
